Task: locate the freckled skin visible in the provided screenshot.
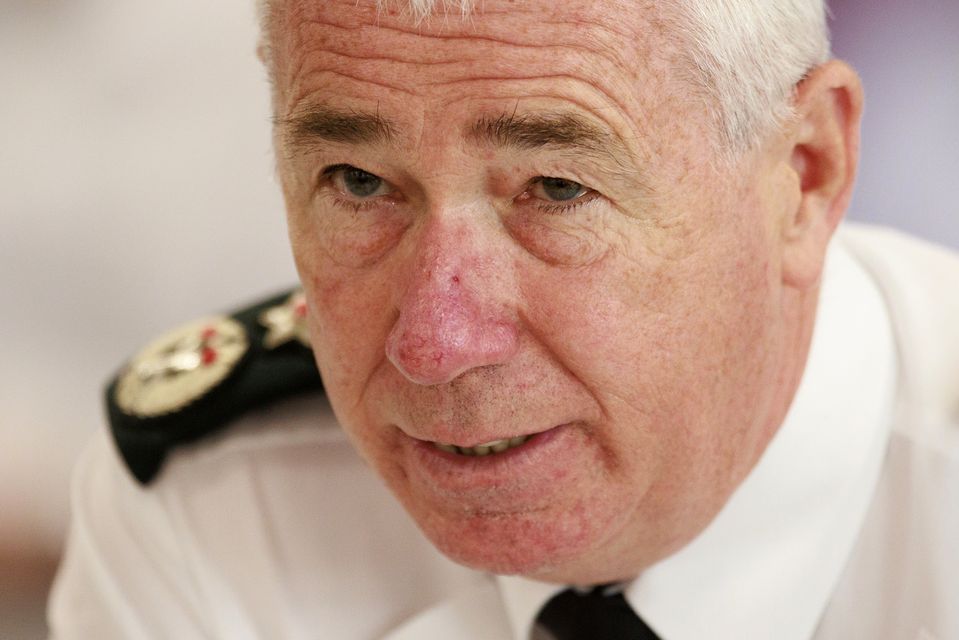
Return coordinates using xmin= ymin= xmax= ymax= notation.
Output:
xmin=270 ymin=0 xmax=823 ymax=583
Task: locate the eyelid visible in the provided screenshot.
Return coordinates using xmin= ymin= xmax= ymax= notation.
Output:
xmin=522 ymin=176 xmax=599 ymax=214
xmin=529 ymin=177 xmax=589 ymax=201
xmin=533 ymin=192 xmax=600 ymax=215
xmin=321 ymin=163 xmax=378 ymax=183
xmin=321 ymin=164 xmax=393 ymax=199
xmin=320 ymin=163 xmax=348 ymax=181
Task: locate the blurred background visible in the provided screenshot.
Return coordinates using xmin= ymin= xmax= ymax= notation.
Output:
xmin=1 ymin=0 xmax=956 ymax=637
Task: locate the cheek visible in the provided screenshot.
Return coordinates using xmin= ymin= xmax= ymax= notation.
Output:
xmin=298 ymin=262 xmax=394 ymax=409
xmin=300 ymin=267 xmax=412 ymax=478
xmin=524 ymin=212 xmax=778 ymax=453
xmin=637 ymin=219 xmax=781 ymax=473
xmin=287 ymin=201 xmax=406 ymax=390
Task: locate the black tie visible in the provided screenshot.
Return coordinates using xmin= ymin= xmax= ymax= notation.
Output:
xmin=533 ymin=584 xmax=661 ymax=640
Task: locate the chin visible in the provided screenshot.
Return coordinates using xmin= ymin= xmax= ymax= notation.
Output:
xmin=412 ymin=501 xmax=613 ymax=580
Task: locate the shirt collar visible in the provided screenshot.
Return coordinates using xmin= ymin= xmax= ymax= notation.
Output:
xmin=496 ymin=236 xmax=898 ymax=640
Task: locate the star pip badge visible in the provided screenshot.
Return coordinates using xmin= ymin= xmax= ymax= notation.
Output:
xmin=115 ymin=316 xmax=249 ymax=418
xmin=259 ymin=290 xmax=311 ymax=349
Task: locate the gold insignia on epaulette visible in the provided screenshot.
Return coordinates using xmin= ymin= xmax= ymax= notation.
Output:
xmin=260 ymin=290 xmax=311 ymax=349
xmin=115 ymin=316 xmax=249 ymax=418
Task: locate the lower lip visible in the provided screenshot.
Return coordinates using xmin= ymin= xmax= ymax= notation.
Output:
xmin=405 ymin=423 xmax=582 ymax=504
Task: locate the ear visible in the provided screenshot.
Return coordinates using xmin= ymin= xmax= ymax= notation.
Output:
xmin=781 ymin=60 xmax=864 ymax=290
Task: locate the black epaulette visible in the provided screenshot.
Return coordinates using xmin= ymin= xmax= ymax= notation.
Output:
xmin=105 ymin=289 xmax=324 ymax=485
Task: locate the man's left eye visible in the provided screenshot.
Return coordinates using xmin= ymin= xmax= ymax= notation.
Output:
xmin=531 ymin=177 xmax=588 ymax=202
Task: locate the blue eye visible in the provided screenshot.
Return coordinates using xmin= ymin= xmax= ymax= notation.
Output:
xmin=341 ymin=167 xmax=384 ymax=197
xmin=536 ymin=177 xmax=587 ymax=202
xmin=325 ymin=165 xmax=390 ymax=199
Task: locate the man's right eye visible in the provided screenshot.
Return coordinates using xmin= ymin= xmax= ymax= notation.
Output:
xmin=325 ymin=165 xmax=390 ymax=199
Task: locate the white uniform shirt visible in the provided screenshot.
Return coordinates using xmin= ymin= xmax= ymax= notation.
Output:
xmin=48 ymin=226 xmax=959 ymax=639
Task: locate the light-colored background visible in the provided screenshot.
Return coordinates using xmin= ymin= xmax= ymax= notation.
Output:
xmin=1 ymin=0 xmax=956 ymax=636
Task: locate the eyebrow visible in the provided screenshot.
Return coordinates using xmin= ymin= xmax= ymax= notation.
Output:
xmin=276 ymin=105 xmax=397 ymax=153
xmin=468 ymin=111 xmax=621 ymax=157
xmin=468 ymin=111 xmax=640 ymax=185
xmin=277 ymin=106 xmax=638 ymax=182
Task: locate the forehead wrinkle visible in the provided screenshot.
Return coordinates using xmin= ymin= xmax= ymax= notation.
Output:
xmin=277 ymin=1 xmax=668 ymax=182
xmin=283 ymin=47 xmax=419 ymax=113
xmin=284 ymin=0 xmax=650 ymax=71
xmin=280 ymin=17 xmax=422 ymax=113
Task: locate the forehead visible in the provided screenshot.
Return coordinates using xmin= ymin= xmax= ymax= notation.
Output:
xmin=273 ymin=0 xmax=663 ymax=47
xmin=270 ymin=0 xmax=700 ymax=165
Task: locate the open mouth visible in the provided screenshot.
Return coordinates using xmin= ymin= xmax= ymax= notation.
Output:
xmin=432 ymin=435 xmax=532 ymax=457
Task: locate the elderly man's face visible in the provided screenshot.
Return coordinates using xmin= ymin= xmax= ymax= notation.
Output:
xmin=273 ymin=0 xmax=810 ymax=582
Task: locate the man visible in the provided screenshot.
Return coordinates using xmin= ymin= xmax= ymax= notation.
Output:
xmin=49 ymin=1 xmax=959 ymax=638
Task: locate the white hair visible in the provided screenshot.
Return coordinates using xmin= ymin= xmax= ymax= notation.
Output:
xmin=255 ymin=0 xmax=830 ymax=154
xmin=672 ymin=1 xmax=830 ymax=151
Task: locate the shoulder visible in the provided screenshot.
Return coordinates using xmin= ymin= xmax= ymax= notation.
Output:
xmin=54 ymin=396 xmax=479 ymax=638
xmin=104 ymin=288 xmax=327 ymax=485
xmin=837 ymin=223 xmax=959 ymax=436
xmin=838 ymin=223 xmax=959 ymax=286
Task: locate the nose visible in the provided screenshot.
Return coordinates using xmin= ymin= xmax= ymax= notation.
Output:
xmin=385 ymin=223 xmax=519 ymax=386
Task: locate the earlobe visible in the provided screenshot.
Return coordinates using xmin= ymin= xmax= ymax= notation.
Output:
xmin=781 ymin=60 xmax=864 ymax=290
